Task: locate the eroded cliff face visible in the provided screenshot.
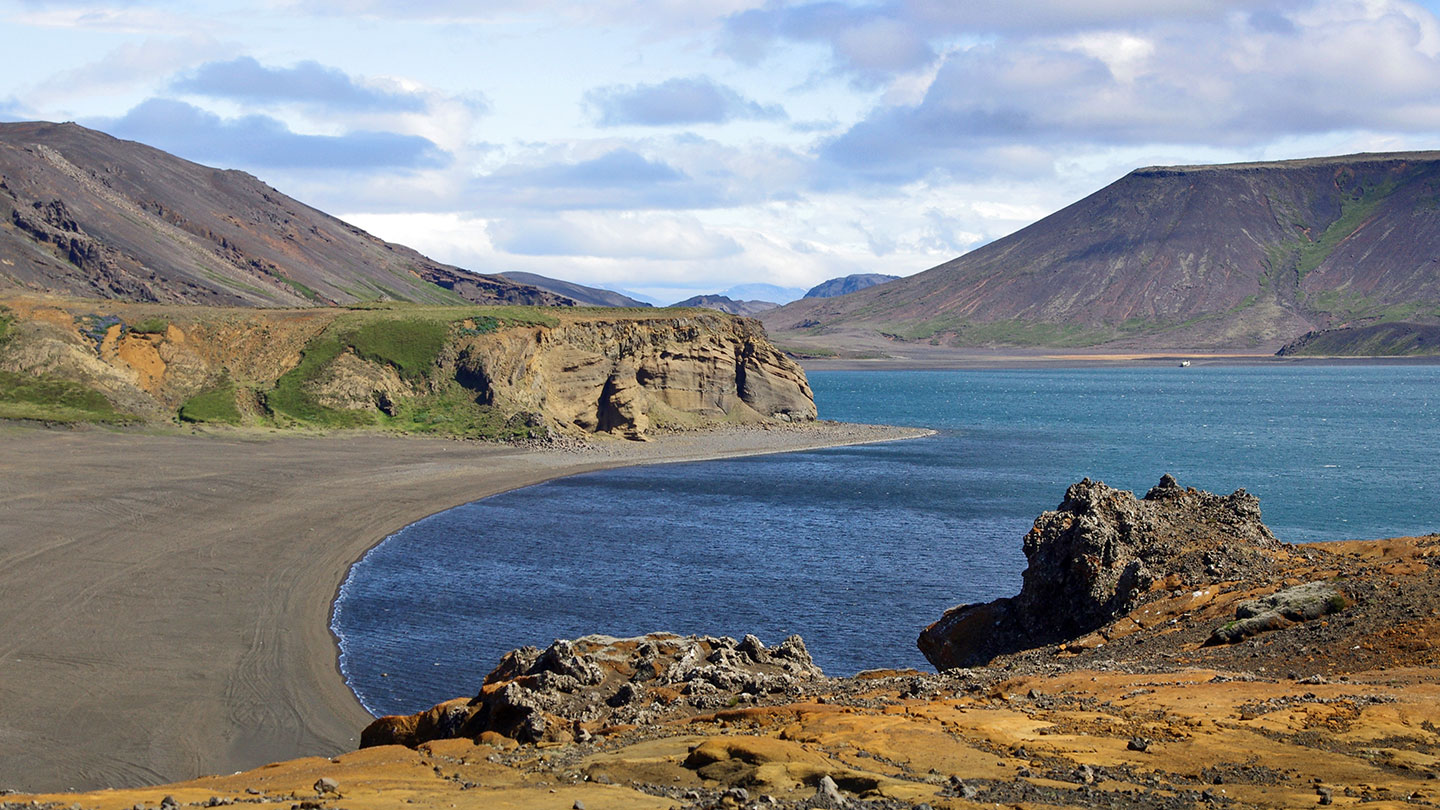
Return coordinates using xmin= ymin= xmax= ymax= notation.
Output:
xmin=0 ymin=297 xmax=815 ymax=438
xmin=454 ymin=314 xmax=815 ymax=439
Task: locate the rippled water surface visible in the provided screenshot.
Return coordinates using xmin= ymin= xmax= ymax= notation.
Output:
xmin=335 ymin=366 xmax=1440 ymax=716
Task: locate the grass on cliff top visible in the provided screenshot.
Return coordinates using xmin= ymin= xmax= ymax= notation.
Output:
xmin=0 ymin=370 xmax=129 ymax=423
xmin=178 ymin=381 xmax=243 ymax=425
xmin=262 ymin=307 xmax=560 ymax=430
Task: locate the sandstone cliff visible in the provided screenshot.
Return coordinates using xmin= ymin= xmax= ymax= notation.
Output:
xmin=0 ymin=296 xmax=815 ymax=438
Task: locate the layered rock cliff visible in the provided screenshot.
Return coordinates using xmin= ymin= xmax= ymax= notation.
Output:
xmin=0 ymin=297 xmax=815 ymax=437
xmin=454 ymin=314 xmax=814 ymax=439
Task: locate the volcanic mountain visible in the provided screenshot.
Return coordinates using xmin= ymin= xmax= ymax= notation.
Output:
xmin=764 ymin=152 xmax=1440 ymax=352
xmin=0 ymin=121 xmax=567 ymax=308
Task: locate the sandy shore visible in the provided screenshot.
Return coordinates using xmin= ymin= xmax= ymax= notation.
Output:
xmin=0 ymin=420 xmax=930 ymax=793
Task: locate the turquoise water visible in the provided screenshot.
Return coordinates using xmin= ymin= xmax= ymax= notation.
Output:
xmin=334 ymin=366 xmax=1440 ymax=716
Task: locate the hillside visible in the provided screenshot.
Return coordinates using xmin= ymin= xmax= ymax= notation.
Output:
xmin=765 ymin=152 xmax=1440 ymax=353
xmin=498 ymin=271 xmax=651 ymax=307
xmin=0 ymin=295 xmax=814 ymax=439
xmin=0 ymin=122 xmax=567 ymax=308
xmin=1277 ymin=321 xmax=1440 ymax=357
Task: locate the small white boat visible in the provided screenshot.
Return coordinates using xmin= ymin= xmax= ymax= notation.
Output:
xmin=1179 ymin=360 xmax=1192 ymax=367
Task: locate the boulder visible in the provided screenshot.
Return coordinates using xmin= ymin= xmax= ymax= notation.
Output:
xmin=1206 ymin=580 xmax=1347 ymax=645
xmin=361 ymin=632 xmax=824 ymax=748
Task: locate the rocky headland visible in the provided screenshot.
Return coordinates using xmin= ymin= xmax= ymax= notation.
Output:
xmin=0 ymin=295 xmax=813 ymax=438
xmin=14 ymin=476 xmax=1440 ymax=810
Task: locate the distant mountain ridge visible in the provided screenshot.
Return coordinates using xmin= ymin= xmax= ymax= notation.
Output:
xmin=803 ymin=273 xmax=899 ymax=299
xmin=0 ymin=121 xmax=568 ymax=308
xmin=765 ymin=151 xmax=1440 ymax=351
xmin=671 ymin=294 xmax=778 ymax=316
xmin=498 ymin=272 xmax=650 ymax=308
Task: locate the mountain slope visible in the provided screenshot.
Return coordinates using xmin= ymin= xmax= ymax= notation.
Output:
xmin=803 ymin=273 xmax=899 ymax=299
xmin=765 ymin=152 xmax=1440 ymax=351
xmin=671 ymin=294 xmax=777 ymax=315
xmin=0 ymin=121 xmax=568 ymax=308
xmin=498 ymin=271 xmax=650 ymax=307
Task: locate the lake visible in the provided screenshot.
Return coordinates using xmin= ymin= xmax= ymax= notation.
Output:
xmin=333 ymin=365 xmax=1440 ymax=716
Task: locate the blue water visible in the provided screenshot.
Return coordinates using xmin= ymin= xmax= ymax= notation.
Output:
xmin=334 ymin=366 xmax=1440 ymax=716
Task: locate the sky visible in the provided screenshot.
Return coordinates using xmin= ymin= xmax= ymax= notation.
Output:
xmin=5 ymin=1 xmax=1440 ymax=304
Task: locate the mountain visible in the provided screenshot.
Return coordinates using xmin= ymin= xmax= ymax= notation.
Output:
xmin=720 ymin=283 xmax=807 ymax=304
xmin=0 ymin=121 xmax=568 ymax=308
xmin=498 ymin=271 xmax=651 ymax=307
xmin=764 ymin=152 xmax=1440 ymax=352
xmin=802 ymin=273 xmax=899 ymax=299
xmin=671 ymin=294 xmax=778 ymax=316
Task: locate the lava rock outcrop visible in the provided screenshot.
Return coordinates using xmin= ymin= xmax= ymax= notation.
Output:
xmin=361 ymin=632 xmax=824 ymax=748
xmin=918 ymin=475 xmax=1289 ymax=670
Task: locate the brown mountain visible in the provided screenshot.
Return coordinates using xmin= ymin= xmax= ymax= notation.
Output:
xmin=0 ymin=121 xmax=569 ymax=308
xmin=764 ymin=152 xmax=1440 ymax=352
xmin=671 ymin=294 xmax=778 ymax=316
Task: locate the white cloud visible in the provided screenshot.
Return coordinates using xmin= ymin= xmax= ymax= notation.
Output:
xmin=488 ymin=213 xmax=743 ymax=260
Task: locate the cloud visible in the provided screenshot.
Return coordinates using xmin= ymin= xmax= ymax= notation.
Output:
xmin=172 ymin=56 xmax=432 ymax=113
xmin=721 ymin=2 xmax=936 ymax=84
xmin=585 ymin=76 xmax=785 ymax=126
xmin=8 ymin=5 xmax=215 ymax=34
xmin=487 ymin=213 xmax=743 ymax=259
xmin=0 ymin=98 xmax=29 ymax=121
xmin=473 ymin=148 xmax=733 ymax=210
xmin=817 ymin=0 xmax=1440 ymax=183
xmin=29 ymin=36 xmax=232 ymax=101
xmin=92 ymin=98 xmax=450 ymax=169
xmin=719 ymin=0 xmax=1311 ymax=84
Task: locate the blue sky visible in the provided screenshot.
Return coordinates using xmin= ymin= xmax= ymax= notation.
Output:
xmin=5 ymin=0 xmax=1440 ymax=303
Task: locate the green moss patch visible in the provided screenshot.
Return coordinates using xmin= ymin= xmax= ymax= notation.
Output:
xmin=347 ymin=318 xmax=450 ymax=382
xmin=178 ymin=382 xmax=243 ymax=425
xmin=127 ymin=317 xmax=170 ymax=335
xmin=386 ymin=385 xmax=546 ymax=439
xmin=0 ymin=370 xmax=127 ymax=423
xmin=263 ymin=331 xmax=373 ymax=427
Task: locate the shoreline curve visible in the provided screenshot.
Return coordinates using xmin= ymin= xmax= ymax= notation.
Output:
xmin=0 ymin=420 xmax=931 ymax=794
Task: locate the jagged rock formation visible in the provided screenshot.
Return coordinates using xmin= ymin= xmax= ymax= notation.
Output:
xmin=0 ymin=121 xmax=569 ymax=308
xmin=766 ymin=152 xmax=1440 ymax=351
xmin=360 ymin=633 xmax=824 ymax=748
xmin=802 ymin=273 xmax=899 ymax=299
xmin=0 ymin=298 xmax=816 ymax=437
xmin=918 ymin=475 xmax=1291 ymax=669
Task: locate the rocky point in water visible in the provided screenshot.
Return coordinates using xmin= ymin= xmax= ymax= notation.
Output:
xmin=919 ymin=474 xmax=1293 ymax=669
